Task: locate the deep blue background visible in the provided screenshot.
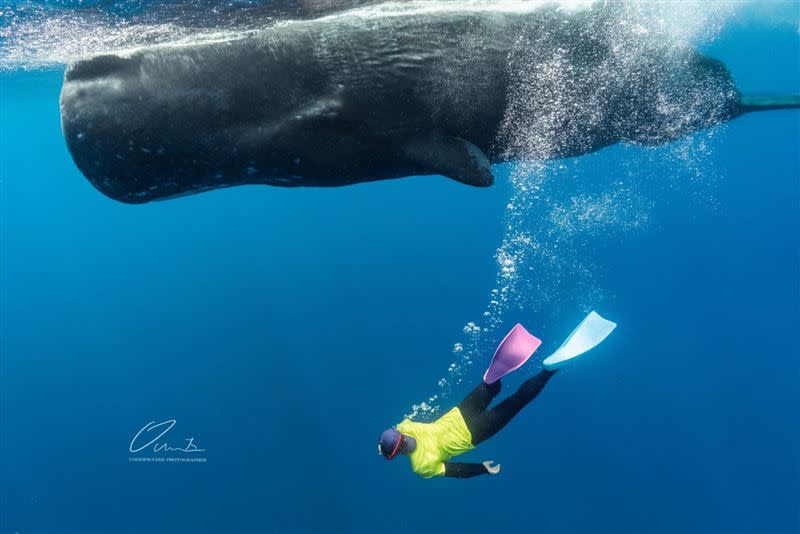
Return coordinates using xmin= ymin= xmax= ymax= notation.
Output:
xmin=1 ymin=19 xmax=798 ymax=534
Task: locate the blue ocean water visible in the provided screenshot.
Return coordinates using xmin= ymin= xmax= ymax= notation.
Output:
xmin=1 ymin=3 xmax=799 ymax=533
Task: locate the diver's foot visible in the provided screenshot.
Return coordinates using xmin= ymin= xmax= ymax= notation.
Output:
xmin=541 ymin=311 xmax=617 ymax=370
xmin=483 ymin=323 xmax=542 ymax=384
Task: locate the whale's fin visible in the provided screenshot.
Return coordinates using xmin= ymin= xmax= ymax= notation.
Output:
xmin=403 ymin=135 xmax=494 ymax=187
xmin=740 ymin=94 xmax=800 ymax=113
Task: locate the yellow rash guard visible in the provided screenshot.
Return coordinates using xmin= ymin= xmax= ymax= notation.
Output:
xmin=395 ymin=407 xmax=474 ymax=478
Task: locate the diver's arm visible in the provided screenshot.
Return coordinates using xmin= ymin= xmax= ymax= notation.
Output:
xmin=443 ymin=462 xmax=490 ymax=478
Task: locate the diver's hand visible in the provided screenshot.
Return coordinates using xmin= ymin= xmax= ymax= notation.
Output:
xmin=482 ymin=460 xmax=501 ymax=475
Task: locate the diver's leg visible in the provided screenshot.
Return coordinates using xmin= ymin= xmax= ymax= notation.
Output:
xmin=458 ymin=380 xmax=502 ymax=434
xmin=470 ymin=369 xmax=557 ymax=445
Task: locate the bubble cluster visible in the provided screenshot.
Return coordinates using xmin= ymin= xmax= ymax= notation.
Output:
xmin=548 ymin=190 xmax=652 ymax=237
xmin=408 ymin=0 xmax=755 ymax=419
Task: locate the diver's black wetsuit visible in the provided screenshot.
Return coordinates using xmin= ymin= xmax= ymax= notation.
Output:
xmin=443 ymin=369 xmax=557 ymax=478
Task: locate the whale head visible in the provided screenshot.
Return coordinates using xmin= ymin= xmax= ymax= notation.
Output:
xmin=60 ymin=54 xmax=162 ymax=203
xmin=60 ymin=42 xmax=311 ymax=204
xmin=60 ymin=52 xmax=200 ymax=204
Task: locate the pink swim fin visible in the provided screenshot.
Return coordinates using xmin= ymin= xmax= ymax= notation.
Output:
xmin=483 ymin=323 xmax=542 ymax=384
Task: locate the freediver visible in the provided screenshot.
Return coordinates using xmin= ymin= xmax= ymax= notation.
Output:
xmin=378 ymin=312 xmax=616 ymax=478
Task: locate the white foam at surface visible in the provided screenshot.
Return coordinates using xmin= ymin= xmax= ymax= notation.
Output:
xmin=316 ymin=0 xmax=600 ymax=21
xmin=2 ymin=0 xmax=797 ymax=71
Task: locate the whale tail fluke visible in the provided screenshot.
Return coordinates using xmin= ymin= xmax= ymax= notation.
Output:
xmin=740 ymin=94 xmax=800 ymax=113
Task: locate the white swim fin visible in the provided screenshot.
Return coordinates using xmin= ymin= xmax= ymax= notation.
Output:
xmin=542 ymin=311 xmax=617 ymax=371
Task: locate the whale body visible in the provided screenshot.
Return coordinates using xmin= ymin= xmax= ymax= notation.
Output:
xmin=60 ymin=2 xmax=799 ymax=204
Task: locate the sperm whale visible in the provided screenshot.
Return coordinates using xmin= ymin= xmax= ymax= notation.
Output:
xmin=59 ymin=2 xmax=799 ymax=203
